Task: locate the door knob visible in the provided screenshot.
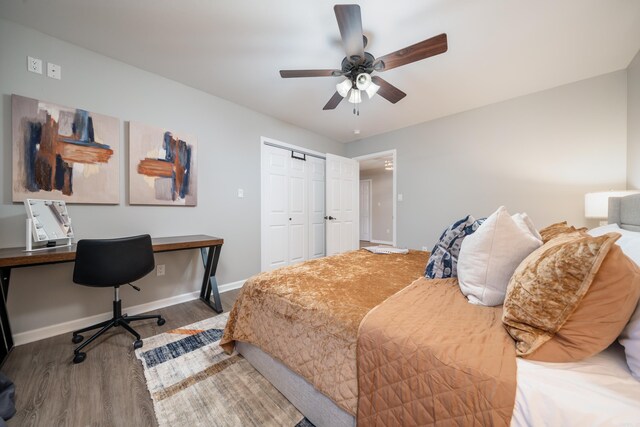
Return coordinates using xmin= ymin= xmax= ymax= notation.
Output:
xmin=324 ymin=216 xmax=336 ymax=220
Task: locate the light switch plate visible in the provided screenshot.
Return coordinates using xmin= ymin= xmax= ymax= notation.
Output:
xmin=397 ymin=193 xmax=403 ymax=202
xmin=27 ymin=56 xmax=42 ymax=74
xmin=47 ymin=62 xmax=61 ymax=80
xmin=237 ymin=188 xmax=244 ymax=198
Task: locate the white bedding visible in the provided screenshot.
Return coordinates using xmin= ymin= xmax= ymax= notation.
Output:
xmin=512 ymin=343 xmax=640 ymax=426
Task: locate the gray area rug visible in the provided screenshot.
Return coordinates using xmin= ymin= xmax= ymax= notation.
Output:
xmin=136 ymin=312 xmax=314 ymax=427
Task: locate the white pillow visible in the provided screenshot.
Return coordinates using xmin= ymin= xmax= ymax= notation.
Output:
xmin=458 ymin=207 xmax=542 ymax=306
xmin=589 ymin=223 xmax=640 ymax=265
xmin=620 ymin=307 xmax=640 ymax=380
xmin=589 ymin=224 xmax=640 ymax=379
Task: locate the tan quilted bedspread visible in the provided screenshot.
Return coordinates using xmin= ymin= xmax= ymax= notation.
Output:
xmin=357 ymin=277 xmax=517 ymax=426
xmin=221 ymin=249 xmax=429 ymax=415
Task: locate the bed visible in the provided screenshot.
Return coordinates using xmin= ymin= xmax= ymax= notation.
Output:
xmin=222 ymin=195 xmax=640 ymax=427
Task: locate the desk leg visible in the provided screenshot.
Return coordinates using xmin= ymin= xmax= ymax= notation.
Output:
xmin=0 ymin=268 xmax=14 ymax=366
xmin=200 ymin=245 xmax=223 ymax=313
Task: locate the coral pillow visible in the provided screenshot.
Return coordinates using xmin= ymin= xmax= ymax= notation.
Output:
xmin=589 ymin=224 xmax=640 ymax=378
xmin=458 ymin=207 xmax=542 ymax=306
xmin=529 ymin=244 xmax=640 ymax=362
xmin=503 ymin=232 xmax=640 ymax=361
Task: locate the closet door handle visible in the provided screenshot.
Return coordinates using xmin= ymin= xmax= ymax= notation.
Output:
xmin=324 ymin=216 xmax=336 ymax=220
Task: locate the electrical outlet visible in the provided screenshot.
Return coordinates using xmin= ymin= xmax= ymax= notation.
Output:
xmin=397 ymin=193 xmax=403 ymax=202
xmin=421 ymin=246 xmax=428 ymax=251
xmin=156 ymin=264 xmax=165 ymax=276
xmin=47 ymin=62 xmax=61 ymax=80
xmin=27 ymin=56 xmax=42 ymax=74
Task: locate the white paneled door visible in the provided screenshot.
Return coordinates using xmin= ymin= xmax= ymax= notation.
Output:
xmin=262 ymin=143 xmax=325 ymax=271
xmin=359 ymin=179 xmax=372 ymax=242
xmin=326 ymin=153 xmax=359 ymax=256
xmin=263 ymin=145 xmax=289 ymax=270
xmin=308 ymin=156 xmax=326 ymax=259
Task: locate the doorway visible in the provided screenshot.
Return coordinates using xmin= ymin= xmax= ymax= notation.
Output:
xmin=354 ymin=150 xmax=397 ymax=247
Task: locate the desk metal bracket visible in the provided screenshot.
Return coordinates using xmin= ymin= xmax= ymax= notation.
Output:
xmin=200 ymin=245 xmax=223 ymax=313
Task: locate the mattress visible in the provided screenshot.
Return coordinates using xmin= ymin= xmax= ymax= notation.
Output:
xmin=512 ymin=343 xmax=640 ymax=426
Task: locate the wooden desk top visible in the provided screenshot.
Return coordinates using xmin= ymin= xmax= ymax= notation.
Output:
xmin=0 ymin=234 xmax=223 ymax=268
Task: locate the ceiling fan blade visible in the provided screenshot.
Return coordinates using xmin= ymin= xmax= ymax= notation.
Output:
xmin=334 ymin=4 xmax=365 ymax=64
xmin=371 ymin=76 xmax=406 ymax=104
xmin=375 ymin=33 xmax=448 ymax=71
xmin=323 ymin=92 xmax=344 ymax=110
xmin=280 ymin=69 xmax=343 ymax=78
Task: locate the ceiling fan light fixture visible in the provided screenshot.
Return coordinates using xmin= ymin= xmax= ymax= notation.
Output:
xmin=356 ymin=73 xmax=372 ymax=90
xmin=347 ymin=89 xmax=362 ymax=104
xmin=336 ymin=78 xmax=352 ymax=97
xmin=365 ymin=82 xmax=380 ymax=99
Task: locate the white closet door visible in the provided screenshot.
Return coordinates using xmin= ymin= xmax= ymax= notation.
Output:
xmin=326 ymin=153 xmax=359 ymax=256
xmin=308 ymin=156 xmax=326 ymax=259
xmin=359 ymin=180 xmax=372 ymax=241
xmin=262 ymin=145 xmax=290 ymax=270
xmin=288 ymin=154 xmax=308 ymax=264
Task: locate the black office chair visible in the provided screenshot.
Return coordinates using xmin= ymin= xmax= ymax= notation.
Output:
xmin=71 ymin=234 xmax=165 ymax=364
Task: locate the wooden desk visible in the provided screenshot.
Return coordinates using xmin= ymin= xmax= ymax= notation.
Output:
xmin=0 ymin=234 xmax=224 ymax=365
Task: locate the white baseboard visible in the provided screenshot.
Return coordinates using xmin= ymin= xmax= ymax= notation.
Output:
xmin=370 ymin=239 xmax=394 ymax=245
xmin=217 ymin=279 xmax=245 ymax=293
xmin=13 ymin=279 xmax=246 ymax=347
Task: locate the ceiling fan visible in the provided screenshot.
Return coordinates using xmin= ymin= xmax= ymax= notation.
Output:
xmin=279 ymin=4 xmax=448 ymax=112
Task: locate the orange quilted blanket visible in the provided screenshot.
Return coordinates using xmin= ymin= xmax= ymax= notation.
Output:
xmin=357 ymin=277 xmax=517 ymax=426
xmin=221 ymin=249 xmax=429 ymax=414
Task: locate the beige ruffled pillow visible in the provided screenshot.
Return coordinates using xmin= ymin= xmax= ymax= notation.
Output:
xmin=538 ymin=221 xmax=588 ymax=243
xmin=502 ymin=232 xmax=621 ymax=358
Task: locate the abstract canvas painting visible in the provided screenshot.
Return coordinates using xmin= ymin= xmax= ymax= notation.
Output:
xmin=129 ymin=122 xmax=198 ymax=206
xmin=12 ymin=94 xmax=120 ymax=204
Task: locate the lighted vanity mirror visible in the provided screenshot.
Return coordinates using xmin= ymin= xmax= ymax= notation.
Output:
xmin=24 ymin=198 xmax=74 ymax=250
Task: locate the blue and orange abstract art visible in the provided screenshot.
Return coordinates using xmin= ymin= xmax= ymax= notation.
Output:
xmin=12 ymin=94 xmax=120 ymax=204
xmin=129 ymin=121 xmax=197 ymax=206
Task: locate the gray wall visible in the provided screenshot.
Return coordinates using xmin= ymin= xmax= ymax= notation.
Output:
xmin=347 ymin=71 xmax=628 ymax=250
xmin=628 ymin=50 xmax=640 ymax=189
xmin=360 ymin=169 xmax=393 ymax=242
xmin=0 ymin=19 xmax=344 ymax=335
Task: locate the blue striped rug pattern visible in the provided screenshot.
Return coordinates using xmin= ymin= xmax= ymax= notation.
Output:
xmin=135 ymin=312 xmax=315 ymax=427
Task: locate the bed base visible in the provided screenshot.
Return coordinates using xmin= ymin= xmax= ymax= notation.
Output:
xmin=236 ymin=342 xmax=356 ymax=427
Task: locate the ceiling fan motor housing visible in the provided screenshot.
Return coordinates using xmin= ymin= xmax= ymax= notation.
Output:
xmin=341 ymin=52 xmax=376 ymax=80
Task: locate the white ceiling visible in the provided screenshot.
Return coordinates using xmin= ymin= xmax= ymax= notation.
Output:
xmin=2 ymin=1 xmax=639 ymax=143
xmin=360 ymin=155 xmax=393 ymax=172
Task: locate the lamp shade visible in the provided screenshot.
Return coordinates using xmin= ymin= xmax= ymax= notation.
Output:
xmin=347 ymin=89 xmax=362 ymax=104
xmin=365 ymin=82 xmax=380 ymax=99
xmin=336 ymin=79 xmax=352 ymax=97
xmin=585 ymin=191 xmax=640 ymax=218
xmin=356 ymin=73 xmax=372 ymax=90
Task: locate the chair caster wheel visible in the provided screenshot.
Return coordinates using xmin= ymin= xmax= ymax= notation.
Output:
xmin=134 ymin=339 xmax=143 ymax=350
xmin=72 ymin=334 xmax=84 ymax=344
xmin=73 ymin=352 xmax=86 ymax=364
xmin=157 ymin=318 xmax=166 ymax=326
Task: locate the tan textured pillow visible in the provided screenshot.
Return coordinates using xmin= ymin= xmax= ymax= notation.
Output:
xmin=538 ymin=221 xmax=588 ymax=243
xmin=502 ymin=232 xmax=620 ymax=358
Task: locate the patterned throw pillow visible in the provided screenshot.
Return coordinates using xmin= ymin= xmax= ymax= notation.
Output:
xmin=425 ymin=215 xmax=484 ymax=279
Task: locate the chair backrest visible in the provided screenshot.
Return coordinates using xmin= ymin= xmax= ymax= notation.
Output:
xmin=73 ymin=235 xmax=155 ymax=287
